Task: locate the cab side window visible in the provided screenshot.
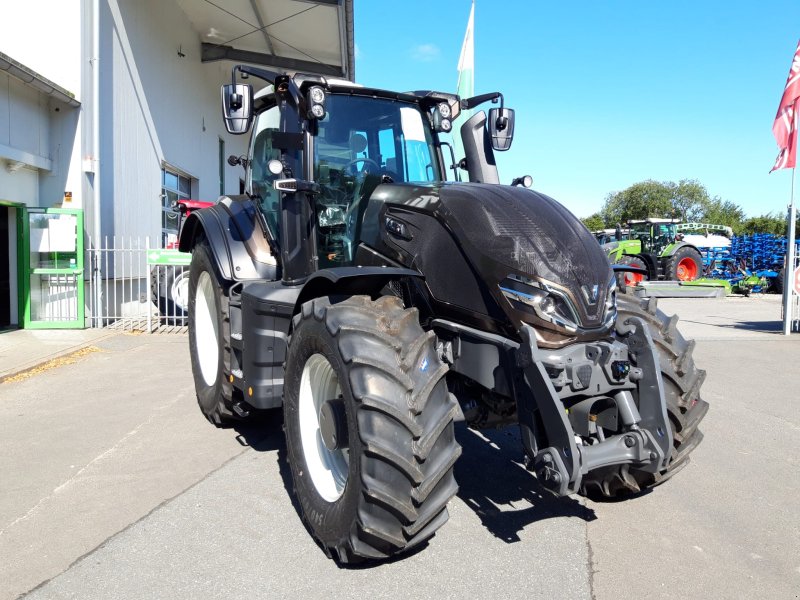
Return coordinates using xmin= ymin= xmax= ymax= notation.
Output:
xmin=248 ymin=106 xmax=281 ymax=239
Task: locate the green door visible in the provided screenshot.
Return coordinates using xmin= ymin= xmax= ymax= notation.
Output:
xmin=22 ymin=208 xmax=85 ymax=329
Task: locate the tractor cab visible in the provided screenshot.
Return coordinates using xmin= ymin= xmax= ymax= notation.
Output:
xmin=627 ymin=219 xmax=679 ymax=255
xmin=217 ymin=65 xmax=515 ymax=283
xmin=247 ymin=89 xmax=445 ymax=268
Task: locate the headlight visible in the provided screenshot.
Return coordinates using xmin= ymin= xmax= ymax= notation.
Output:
xmin=437 ymin=102 xmax=451 ymax=119
xmin=500 ymin=274 xmax=617 ymax=334
xmin=500 ymin=275 xmax=581 ymax=333
xmin=603 ymin=277 xmax=617 ymax=329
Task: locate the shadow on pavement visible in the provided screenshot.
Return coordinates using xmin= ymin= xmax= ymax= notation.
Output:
xmin=232 ymin=408 xmax=285 ymax=453
xmin=681 ymin=318 xmax=782 ymax=333
xmin=726 ymin=319 xmax=782 ymax=332
xmin=455 ymin=424 xmax=596 ymax=543
xmin=228 ymin=410 xmax=595 ymax=562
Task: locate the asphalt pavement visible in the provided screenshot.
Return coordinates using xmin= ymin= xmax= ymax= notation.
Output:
xmin=1 ymin=294 xmax=798 ymax=599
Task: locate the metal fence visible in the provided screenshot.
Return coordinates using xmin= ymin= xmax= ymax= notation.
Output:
xmin=86 ymin=236 xmax=188 ymax=332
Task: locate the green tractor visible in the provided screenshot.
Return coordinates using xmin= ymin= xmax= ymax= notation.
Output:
xmin=603 ymin=219 xmax=704 ymax=285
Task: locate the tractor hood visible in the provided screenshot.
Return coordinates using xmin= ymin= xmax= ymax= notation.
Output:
xmin=362 ymin=182 xmax=616 ymax=343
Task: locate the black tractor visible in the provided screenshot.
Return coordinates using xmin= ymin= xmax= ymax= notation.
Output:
xmin=179 ymin=65 xmax=708 ymax=563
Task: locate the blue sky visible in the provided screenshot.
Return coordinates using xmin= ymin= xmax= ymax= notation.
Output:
xmin=354 ymin=0 xmax=799 ymax=219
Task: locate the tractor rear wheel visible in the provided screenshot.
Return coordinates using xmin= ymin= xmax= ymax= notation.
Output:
xmin=666 ymin=246 xmax=703 ymax=281
xmin=283 ymin=295 xmax=461 ymax=563
xmin=615 ymin=255 xmax=648 ymax=287
xmin=187 ymin=237 xmax=238 ymax=426
xmin=581 ymin=290 xmax=709 ymax=497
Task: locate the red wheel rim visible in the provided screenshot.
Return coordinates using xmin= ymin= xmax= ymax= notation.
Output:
xmin=676 ymin=257 xmax=698 ymax=281
xmin=623 ymin=267 xmax=644 ymax=286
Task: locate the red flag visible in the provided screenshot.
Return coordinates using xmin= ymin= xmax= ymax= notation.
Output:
xmin=771 ymin=40 xmax=800 ymax=172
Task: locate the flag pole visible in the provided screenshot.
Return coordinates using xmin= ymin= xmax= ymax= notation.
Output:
xmin=783 ymin=165 xmax=797 ymax=335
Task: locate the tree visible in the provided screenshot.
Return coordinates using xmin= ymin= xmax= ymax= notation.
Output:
xmin=740 ymin=213 xmax=789 ymax=235
xmin=600 ymin=179 xmax=711 ymax=225
xmin=581 ymin=213 xmax=605 ymax=231
xmin=701 ymin=196 xmax=746 ymax=233
xmin=601 ymin=180 xmax=673 ymax=225
xmin=672 ymin=179 xmax=711 ymax=222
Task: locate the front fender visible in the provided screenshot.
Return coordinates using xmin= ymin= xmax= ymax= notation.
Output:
xmin=178 ymin=196 xmax=276 ymax=281
xmin=294 ymin=266 xmax=424 ymax=315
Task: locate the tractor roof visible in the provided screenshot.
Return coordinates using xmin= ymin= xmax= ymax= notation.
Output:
xmin=627 ymin=218 xmax=681 ymax=224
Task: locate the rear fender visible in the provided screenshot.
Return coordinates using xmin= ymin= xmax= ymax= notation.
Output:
xmin=178 ymin=196 xmax=277 ymax=281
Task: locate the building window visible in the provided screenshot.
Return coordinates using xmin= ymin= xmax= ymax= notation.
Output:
xmin=219 ymin=138 xmax=225 ymax=197
xmin=161 ymin=166 xmax=192 ymax=247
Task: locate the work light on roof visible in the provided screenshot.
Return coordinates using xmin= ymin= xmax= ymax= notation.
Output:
xmin=310 ymin=104 xmax=326 ymax=119
xmin=307 ymin=86 xmax=327 ymax=120
xmin=309 ymin=86 xmax=326 ymax=104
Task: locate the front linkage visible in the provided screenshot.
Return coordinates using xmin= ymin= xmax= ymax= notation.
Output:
xmin=509 ymin=318 xmax=673 ymax=496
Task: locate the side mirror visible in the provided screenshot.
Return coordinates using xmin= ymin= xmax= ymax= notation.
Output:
xmin=221 ymin=84 xmax=253 ymax=135
xmin=488 ymin=107 xmax=515 ymax=151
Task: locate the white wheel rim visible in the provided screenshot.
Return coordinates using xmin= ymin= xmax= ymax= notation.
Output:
xmin=171 ymin=271 xmax=190 ymax=311
xmin=299 ymin=353 xmax=349 ymax=502
xmin=194 ymin=272 xmax=219 ymax=386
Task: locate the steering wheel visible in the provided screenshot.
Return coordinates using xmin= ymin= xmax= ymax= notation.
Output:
xmin=346 ymin=157 xmax=380 ymax=177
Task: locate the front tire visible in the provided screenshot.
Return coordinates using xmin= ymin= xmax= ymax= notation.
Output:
xmin=666 ymin=246 xmax=703 ymax=281
xmin=284 ymin=295 xmax=461 ymax=562
xmin=188 ymin=237 xmax=237 ymax=426
xmin=615 ymin=255 xmax=648 ymax=287
xmin=581 ymin=291 xmax=709 ymax=497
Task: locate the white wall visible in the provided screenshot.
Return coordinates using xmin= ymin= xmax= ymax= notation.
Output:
xmin=101 ymin=0 xmax=248 ymax=243
xmin=0 ymin=168 xmax=38 ymax=206
xmin=0 ymin=75 xmax=49 ymax=206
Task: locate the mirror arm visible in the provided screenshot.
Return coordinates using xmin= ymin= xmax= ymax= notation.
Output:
xmin=460 ymin=92 xmax=504 ymax=111
xmin=232 ymin=64 xmax=280 ymax=86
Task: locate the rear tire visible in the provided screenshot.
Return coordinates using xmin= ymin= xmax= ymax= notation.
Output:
xmin=284 ymin=295 xmax=461 ymax=562
xmin=581 ymin=290 xmax=709 ymax=497
xmin=666 ymin=246 xmax=702 ymax=281
xmin=188 ymin=237 xmax=237 ymax=426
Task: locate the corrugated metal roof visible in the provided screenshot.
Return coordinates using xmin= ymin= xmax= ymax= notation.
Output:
xmin=175 ymin=0 xmax=354 ymax=79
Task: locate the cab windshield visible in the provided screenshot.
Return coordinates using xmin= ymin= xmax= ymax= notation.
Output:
xmin=313 ymin=94 xmax=441 ymax=266
xmin=630 ymin=222 xmax=676 ymax=253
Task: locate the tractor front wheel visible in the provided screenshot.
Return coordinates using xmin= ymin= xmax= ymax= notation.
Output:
xmin=283 ymin=295 xmax=461 ymax=563
xmin=187 ymin=237 xmax=238 ymax=426
xmin=615 ymin=255 xmax=648 ymax=288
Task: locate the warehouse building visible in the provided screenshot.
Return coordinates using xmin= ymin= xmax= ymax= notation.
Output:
xmin=0 ymin=0 xmax=354 ymax=329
